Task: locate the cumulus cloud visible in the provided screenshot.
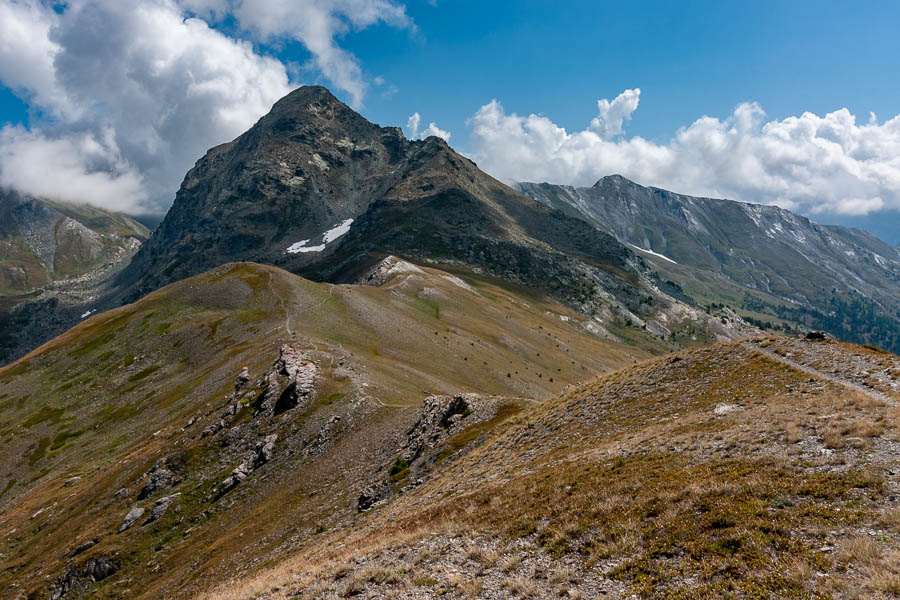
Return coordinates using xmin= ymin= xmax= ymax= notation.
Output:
xmin=468 ymin=92 xmax=900 ymax=216
xmin=0 ymin=125 xmax=148 ymax=212
xmin=207 ymin=0 xmax=413 ymax=108
xmin=406 ymin=111 xmax=451 ymax=142
xmin=0 ymin=0 xmax=409 ymax=215
xmin=589 ymin=88 xmax=640 ymax=138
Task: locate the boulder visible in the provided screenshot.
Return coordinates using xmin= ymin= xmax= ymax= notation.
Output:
xmin=137 ymin=461 xmax=176 ymax=500
xmin=144 ymin=493 xmax=180 ymax=525
xmin=118 ymin=506 xmax=145 ymax=533
xmin=50 ymin=555 xmax=120 ymax=599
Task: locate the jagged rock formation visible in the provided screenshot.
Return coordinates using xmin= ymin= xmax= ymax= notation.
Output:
xmin=517 ymin=176 xmax=900 ymax=352
xmin=358 ymin=394 xmax=510 ymax=511
xmin=49 ymin=555 xmax=119 ymax=599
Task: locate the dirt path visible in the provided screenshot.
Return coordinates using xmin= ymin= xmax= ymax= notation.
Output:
xmin=268 ymin=278 xmax=336 ymax=337
xmin=742 ymin=341 xmax=898 ymax=407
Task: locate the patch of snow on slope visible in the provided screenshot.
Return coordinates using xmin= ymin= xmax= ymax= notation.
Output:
xmin=286 ymin=219 xmax=354 ymax=254
xmin=323 ymin=219 xmax=354 ymax=243
xmin=627 ymin=243 xmax=678 ymax=264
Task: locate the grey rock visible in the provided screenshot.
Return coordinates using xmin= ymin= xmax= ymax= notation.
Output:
xmin=219 ymin=435 xmax=277 ymax=495
xmin=137 ymin=461 xmax=176 ymax=500
xmin=144 ymin=493 xmax=180 ymax=525
xmin=235 ymin=366 xmax=250 ymax=390
xmin=71 ymin=540 xmax=96 ymax=556
xmin=49 ymin=555 xmax=119 ymax=599
xmin=118 ymin=506 xmax=145 ymax=533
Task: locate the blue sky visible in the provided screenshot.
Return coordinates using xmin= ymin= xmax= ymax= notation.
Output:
xmin=348 ymin=1 xmax=900 ymax=147
xmin=1 ymin=0 xmax=898 ymax=242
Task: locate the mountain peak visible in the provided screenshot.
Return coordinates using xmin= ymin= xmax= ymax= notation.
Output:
xmin=273 ymin=85 xmax=340 ymax=107
xmin=592 ymin=174 xmax=634 ymax=187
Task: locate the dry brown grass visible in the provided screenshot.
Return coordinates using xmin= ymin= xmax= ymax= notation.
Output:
xmin=203 ymin=343 xmax=900 ymax=600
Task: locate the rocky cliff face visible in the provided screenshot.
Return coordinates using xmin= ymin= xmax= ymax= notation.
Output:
xmin=516 ymin=176 xmax=900 ymax=352
xmin=116 ymin=86 xmax=687 ymax=331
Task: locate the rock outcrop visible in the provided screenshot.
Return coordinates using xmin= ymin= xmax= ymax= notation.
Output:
xmin=118 ymin=507 xmax=145 ymax=533
xmin=357 ymin=394 xmax=506 ymax=511
xmin=137 ymin=460 xmax=177 ymax=500
xmin=49 ymin=555 xmax=119 ymax=599
xmin=219 ymin=435 xmax=277 ymax=495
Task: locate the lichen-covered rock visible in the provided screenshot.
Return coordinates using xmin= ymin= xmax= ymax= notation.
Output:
xmin=357 ymin=481 xmax=393 ymax=512
xmin=219 ymin=435 xmax=277 ymax=495
xmin=262 ymin=346 xmax=317 ymax=415
xmin=118 ymin=506 xmax=145 ymax=533
xmin=144 ymin=493 xmax=180 ymax=525
xmin=402 ymin=395 xmax=473 ymax=463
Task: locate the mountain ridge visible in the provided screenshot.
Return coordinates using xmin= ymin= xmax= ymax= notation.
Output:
xmin=1 ymin=86 xmax=746 ymax=367
xmin=515 ymin=175 xmax=900 ymax=352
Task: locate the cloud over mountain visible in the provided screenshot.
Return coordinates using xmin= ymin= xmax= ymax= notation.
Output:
xmin=406 ymin=112 xmax=450 ymax=142
xmin=468 ymin=92 xmax=900 ymax=217
xmin=0 ymin=0 xmax=409 ymax=214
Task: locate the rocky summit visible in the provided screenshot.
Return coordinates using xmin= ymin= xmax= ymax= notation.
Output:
xmin=0 ymin=85 xmax=898 ymax=600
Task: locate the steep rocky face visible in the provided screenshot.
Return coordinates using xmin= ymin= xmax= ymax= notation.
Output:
xmin=118 ymin=85 xmax=414 ymax=297
xmin=117 ymin=86 xmax=673 ymax=328
xmin=516 ymin=176 xmax=900 ymax=352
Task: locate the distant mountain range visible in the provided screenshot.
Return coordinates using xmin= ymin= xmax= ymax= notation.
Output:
xmin=516 ymin=176 xmax=900 ymax=352
xmin=1 ymin=87 xmax=745 ymax=365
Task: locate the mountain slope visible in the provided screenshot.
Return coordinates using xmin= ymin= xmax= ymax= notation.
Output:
xmin=210 ymin=337 xmax=900 ymax=600
xmin=0 ymin=190 xmax=148 ymax=296
xmin=4 ymin=260 xmax=896 ymax=599
xmin=516 ymin=176 xmax=900 ymax=352
xmin=0 ymin=259 xmax=666 ymax=599
xmin=118 ymin=86 xmax=643 ymax=320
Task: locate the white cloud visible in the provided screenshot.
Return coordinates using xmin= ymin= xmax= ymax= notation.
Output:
xmin=221 ymin=0 xmax=412 ymax=108
xmin=0 ymin=0 xmax=75 ymax=119
xmin=406 ymin=111 xmax=451 ymax=142
xmin=589 ymin=88 xmax=640 ymax=138
xmin=468 ymin=92 xmax=900 ymax=216
xmin=0 ymin=0 xmax=409 ymax=214
xmin=406 ymin=112 xmax=421 ymax=137
xmin=0 ymin=125 xmax=148 ymax=212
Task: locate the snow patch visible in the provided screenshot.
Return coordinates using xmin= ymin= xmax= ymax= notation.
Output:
xmin=286 ymin=219 xmax=354 ymax=254
xmin=627 ymin=243 xmax=677 ymax=264
xmin=323 ymin=219 xmax=354 ymax=243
